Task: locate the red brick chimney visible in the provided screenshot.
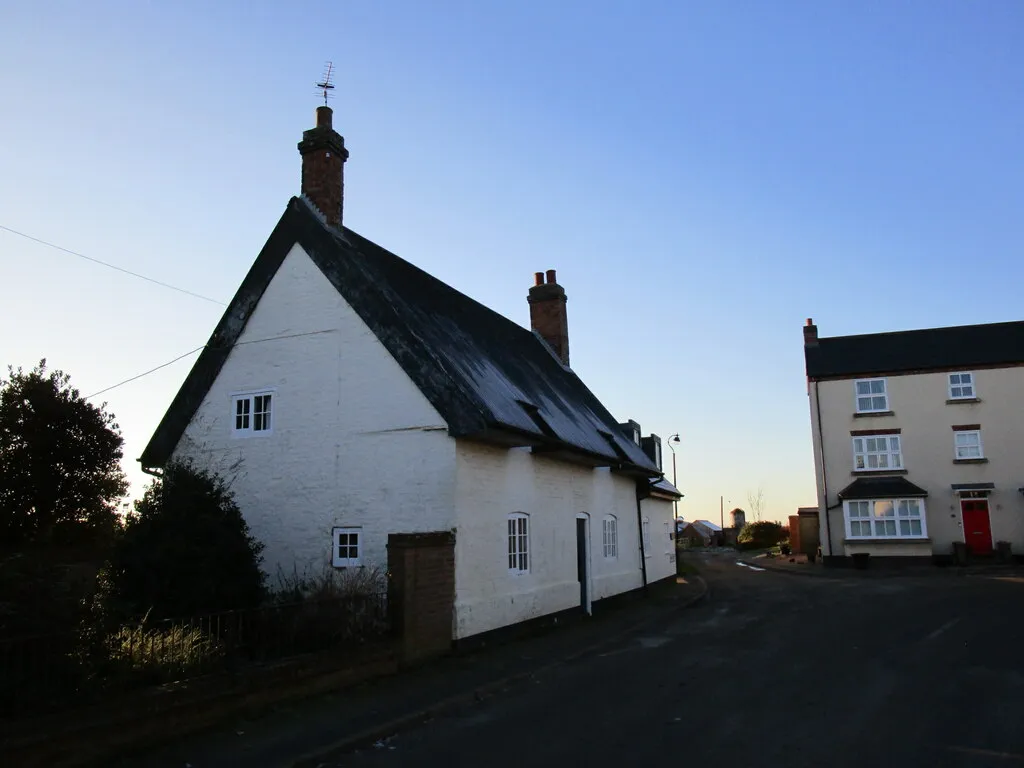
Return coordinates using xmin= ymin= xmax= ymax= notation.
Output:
xmin=298 ymin=106 xmax=349 ymax=228
xmin=803 ymin=317 xmax=818 ymax=347
xmin=528 ymin=269 xmax=569 ymax=365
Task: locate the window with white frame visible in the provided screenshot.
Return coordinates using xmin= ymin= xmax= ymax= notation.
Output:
xmin=233 ymin=391 xmax=273 ymax=435
xmin=949 ymin=372 xmax=976 ymax=400
xmin=854 ymin=378 xmax=889 ymax=413
xmin=954 ymin=430 xmax=983 ymax=459
xmin=845 ymin=499 xmax=926 ymax=539
xmin=642 ymin=517 xmax=652 ymax=556
xmin=507 ymin=513 xmax=529 ymax=574
xmin=331 ymin=527 xmax=361 ymax=567
xmin=602 ymin=515 xmax=618 ymax=558
xmin=852 ymin=434 xmax=902 ymax=471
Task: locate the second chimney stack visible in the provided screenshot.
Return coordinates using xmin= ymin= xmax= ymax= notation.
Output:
xmin=528 ymin=269 xmax=570 ymax=366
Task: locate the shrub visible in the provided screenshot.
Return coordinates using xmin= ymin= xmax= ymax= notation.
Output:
xmin=99 ymin=460 xmax=266 ymax=623
xmin=737 ymin=521 xmax=787 ymax=550
xmin=105 ymin=620 xmax=222 ymax=683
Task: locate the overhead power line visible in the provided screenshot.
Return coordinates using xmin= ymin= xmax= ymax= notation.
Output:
xmin=0 ymin=224 xmax=227 ymax=306
xmin=85 ymin=330 xmax=336 ymax=400
xmin=87 ymin=347 xmax=205 ymax=399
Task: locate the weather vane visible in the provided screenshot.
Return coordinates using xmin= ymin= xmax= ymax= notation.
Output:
xmin=316 ymin=61 xmax=335 ymax=106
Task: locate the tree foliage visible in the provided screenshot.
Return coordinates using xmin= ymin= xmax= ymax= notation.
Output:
xmin=0 ymin=361 xmax=128 ymax=548
xmin=101 ymin=460 xmax=266 ymax=620
xmin=737 ymin=520 xmax=787 ymax=550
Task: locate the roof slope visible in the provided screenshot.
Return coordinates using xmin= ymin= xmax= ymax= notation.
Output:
xmin=837 ymin=476 xmax=928 ymax=500
xmin=805 ymin=321 xmax=1024 ymax=379
xmin=141 ymin=198 xmax=658 ymax=475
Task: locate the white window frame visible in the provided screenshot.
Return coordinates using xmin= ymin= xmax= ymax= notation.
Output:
xmin=642 ymin=517 xmax=652 ymax=557
xmin=844 ymin=499 xmax=927 ymax=540
xmin=507 ymin=513 xmax=529 ymax=574
xmin=948 ymin=372 xmax=976 ymax=400
xmin=854 ymin=378 xmax=889 ymax=413
xmin=331 ymin=526 xmax=362 ymax=567
xmin=231 ymin=389 xmax=275 ymax=437
xmin=954 ymin=430 xmax=984 ymax=460
xmin=602 ymin=515 xmax=619 ymax=558
xmin=852 ymin=434 xmax=903 ymax=472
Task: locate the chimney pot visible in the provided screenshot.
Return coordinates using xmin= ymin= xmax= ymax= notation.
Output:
xmin=534 ymin=271 xmax=544 ymax=286
xmin=806 ymin=317 xmax=814 ymax=326
xmin=315 ymin=106 xmax=333 ymax=129
xmin=546 ymin=269 xmax=557 ymax=284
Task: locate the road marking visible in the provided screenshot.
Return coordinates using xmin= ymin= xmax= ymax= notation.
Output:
xmin=736 ymin=562 xmax=766 ymax=572
xmin=925 ymin=618 xmax=960 ymax=641
xmin=947 ymin=745 xmax=1024 ymax=762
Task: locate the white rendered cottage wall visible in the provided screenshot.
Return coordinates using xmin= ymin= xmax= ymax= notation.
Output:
xmin=452 ymin=442 xmax=645 ymax=639
xmin=640 ymin=495 xmax=677 ymax=583
xmin=173 ymin=243 xmax=456 ymax=582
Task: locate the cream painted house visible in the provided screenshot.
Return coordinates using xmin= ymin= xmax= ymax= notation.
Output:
xmin=140 ymin=106 xmax=680 ymax=639
xmin=804 ymin=318 xmax=1024 ymax=565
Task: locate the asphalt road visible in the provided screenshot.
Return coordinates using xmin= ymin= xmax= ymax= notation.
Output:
xmin=333 ymin=555 xmax=1024 ymax=768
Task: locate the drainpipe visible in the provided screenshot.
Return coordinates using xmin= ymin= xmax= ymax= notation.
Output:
xmin=635 ymin=481 xmax=649 ymax=593
xmin=814 ymin=380 xmax=834 ymax=557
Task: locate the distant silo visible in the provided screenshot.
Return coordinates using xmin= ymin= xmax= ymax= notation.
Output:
xmin=731 ymin=508 xmax=746 ymax=529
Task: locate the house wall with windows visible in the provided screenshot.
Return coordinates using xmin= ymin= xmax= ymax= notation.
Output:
xmin=452 ymin=441 xmax=645 ymax=639
xmin=172 ymin=243 xmax=458 ymax=582
xmin=810 ymin=364 xmax=1024 ymax=560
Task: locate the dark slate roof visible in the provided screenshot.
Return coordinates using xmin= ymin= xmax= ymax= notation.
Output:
xmin=837 ymin=476 xmax=928 ymax=500
xmin=140 ymin=198 xmax=659 ymax=476
xmin=805 ymin=321 xmax=1024 ymax=379
xmin=650 ymin=477 xmax=683 ymax=498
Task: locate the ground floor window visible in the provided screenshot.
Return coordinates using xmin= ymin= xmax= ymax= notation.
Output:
xmin=845 ymin=498 xmax=926 ymax=539
xmin=508 ymin=513 xmax=529 ymax=573
xmin=603 ymin=515 xmax=618 ymax=558
xmin=332 ymin=526 xmax=361 ymax=567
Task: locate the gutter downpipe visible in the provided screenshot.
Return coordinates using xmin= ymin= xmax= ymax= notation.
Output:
xmin=814 ymin=380 xmax=833 ymax=557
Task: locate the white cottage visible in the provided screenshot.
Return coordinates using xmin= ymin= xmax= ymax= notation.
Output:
xmin=140 ymin=106 xmax=681 ymax=639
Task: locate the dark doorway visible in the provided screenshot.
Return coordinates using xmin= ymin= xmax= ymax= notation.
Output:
xmin=576 ymin=516 xmax=590 ymax=614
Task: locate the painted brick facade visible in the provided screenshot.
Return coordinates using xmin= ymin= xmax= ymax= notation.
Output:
xmin=452 ymin=442 xmax=648 ymax=638
xmin=173 ymin=244 xmax=456 ymax=583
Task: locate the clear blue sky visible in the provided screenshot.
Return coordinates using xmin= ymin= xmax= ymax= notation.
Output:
xmin=2 ymin=1 xmax=1023 ymax=522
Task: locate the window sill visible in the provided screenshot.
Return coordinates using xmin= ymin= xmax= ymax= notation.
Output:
xmin=946 ymin=398 xmax=980 ymax=405
xmin=844 ymin=538 xmax=931 ymax=544
xmin=954 ymin=458 xmax=988 ymax=464
xmin=851 ymin=469 xmax=909 ymax=476
xmin=853 ymin=411 xmax=894 ymax=419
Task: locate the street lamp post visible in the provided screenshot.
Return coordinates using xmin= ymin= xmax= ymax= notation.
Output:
xmin=667 ymin=433 xmax=681 ymax=521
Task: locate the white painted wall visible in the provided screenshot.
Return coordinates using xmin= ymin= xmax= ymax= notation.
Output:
xmin=640 ymin=495 xmax=677 ymax=583
xmin=452 ymin=442 xmax=646 ymax=639
xmin=809 ymin=366 xmax=1024 ymax=558
xmin=173 ymin=243 xmax=457 ymax=585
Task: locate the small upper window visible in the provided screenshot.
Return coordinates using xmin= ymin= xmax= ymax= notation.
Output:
xmin=233 ymin=391 xmax=273 ymax=436
xmin=954 ymin=430 xmax=983 ymax=460
xmin=331 ymin=527 xmax=361 ymax=567
xmin=602 ymin=515 xmax=619 ymax=558
xmin=508 ymin=513 xmax=529 ymax=574
xmin=949 ymin=372 xmax=975 ymax=400
xmin=854 ymin=378 xmax=888 ymax=413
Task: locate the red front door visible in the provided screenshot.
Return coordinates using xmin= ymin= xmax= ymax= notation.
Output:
xmin=961 ymin=500 xmax=993 ymax=555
